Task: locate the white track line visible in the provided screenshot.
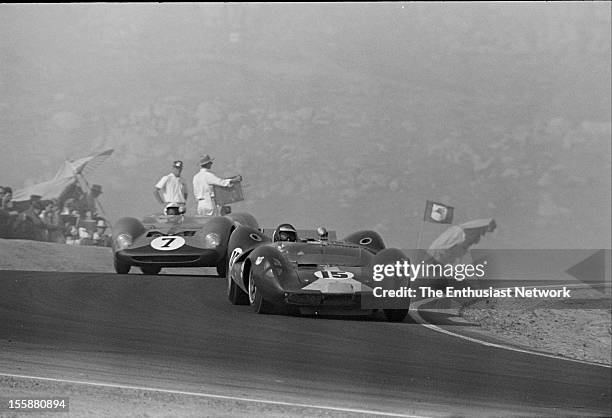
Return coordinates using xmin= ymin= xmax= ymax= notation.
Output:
xmin=0 ymin=372 xmax=424 ymax=418
xmin=410 ymin=283 xmax=611 ymax=369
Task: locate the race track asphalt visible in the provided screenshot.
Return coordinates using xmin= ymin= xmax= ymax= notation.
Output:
xmin=0 ymin=271 xmax=610 ymax=417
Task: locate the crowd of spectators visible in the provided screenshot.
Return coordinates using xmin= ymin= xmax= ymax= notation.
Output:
xmin=0 ymin=184 xmax=111 ymax=246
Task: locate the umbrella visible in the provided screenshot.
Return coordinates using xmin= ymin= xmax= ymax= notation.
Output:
xmin=12 ymin=149 xmax=114 ymax=213
xmin=53 ymin=148 xmax=114 ymax=180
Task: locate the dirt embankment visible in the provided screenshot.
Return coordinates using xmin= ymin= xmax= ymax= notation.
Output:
xmin=0 ymin=239 xmax=113 ymax=273
xmin=461 ymin=288 xmax=611 ymax=365
xmin=0 ymin=239 xmax=208 ymax=276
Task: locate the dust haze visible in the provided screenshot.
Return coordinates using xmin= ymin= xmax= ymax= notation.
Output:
xmin=1 ymin=3 xmax=610 ymax=248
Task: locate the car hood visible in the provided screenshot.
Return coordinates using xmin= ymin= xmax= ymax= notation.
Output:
xmin=295 ymin=265 xmax=365 ymax=282
xmin=295 ymin=266 xmax=372 ymax=292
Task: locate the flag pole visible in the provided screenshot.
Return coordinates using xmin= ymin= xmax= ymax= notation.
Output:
xmin=417 ymin=200 xmax=430 ymax=251
xmin=415 ymin=218 xmax=425 ymax=251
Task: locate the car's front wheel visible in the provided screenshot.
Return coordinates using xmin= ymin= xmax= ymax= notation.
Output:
xmin=140 ymin=265 xmax=161 ymax=275
xmin=248 ymin=270 xmax=274 ymax=314
xmin=114 ymin=256 xmax=130 ymax=274
xmin=228 ymin=270 xmax=249 ymax=305
xmin=216 ymin=255 xmax=227 ymax=277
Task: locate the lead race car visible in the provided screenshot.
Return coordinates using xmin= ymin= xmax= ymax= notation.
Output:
xmin=226 ymin=223 xmax=411 ymax=322
xmin=112 ymin=204 xmax=258 ymax=276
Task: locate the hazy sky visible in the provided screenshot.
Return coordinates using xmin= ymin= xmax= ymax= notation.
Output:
xmin=1 ymin=3 xmax=610 ymax=248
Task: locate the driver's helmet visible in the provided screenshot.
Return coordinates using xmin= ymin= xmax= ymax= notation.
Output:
xmin=273 ymin=223 xmax=297 ymax=242
xmin=164 ymin=203 xmax=186 ymax=216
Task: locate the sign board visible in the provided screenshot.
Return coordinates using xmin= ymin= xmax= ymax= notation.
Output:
xmin=213 ymin=181 xmax=244 ymax=206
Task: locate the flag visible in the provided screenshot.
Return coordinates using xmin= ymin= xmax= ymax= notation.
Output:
xmin=424 ymin=200 xmax=454 ymax=224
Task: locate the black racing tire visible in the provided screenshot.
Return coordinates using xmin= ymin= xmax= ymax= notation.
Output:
xmin=140 ymin=265 xmax=161 ymax=275
xmin=114 ymin=256 xmax=131 ymax=274
xmin=227 ymin=271 xmax=249 ymax=305
xmin=216 ymin=255 xmax=228 ymax=278
xmin=383 ymin=309 xmax=408 ymax=323
xmin=248 ymin=269 xmax=274 ymax=314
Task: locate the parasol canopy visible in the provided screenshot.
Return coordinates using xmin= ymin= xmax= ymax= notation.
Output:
xmin=12 ymin=149 xmax=114 ymax=204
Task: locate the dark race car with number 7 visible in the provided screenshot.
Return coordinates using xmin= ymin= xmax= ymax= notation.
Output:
xmin=225 ymin=223 xmax=411 ymax=322
xmin=112 ymin=204 xmax=258 ymax=276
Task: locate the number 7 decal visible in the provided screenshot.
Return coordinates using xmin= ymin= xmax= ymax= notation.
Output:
xmin=151 ymin=236 xmax=186 ymax=251
xmin=161 ymin=237 xmax=177 ymax=247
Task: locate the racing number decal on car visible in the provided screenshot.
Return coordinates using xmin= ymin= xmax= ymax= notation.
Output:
xmin=314 ymin=270 xmax=354 ymax=279
xmin=150 ymin=236 xmax=186 ymax=251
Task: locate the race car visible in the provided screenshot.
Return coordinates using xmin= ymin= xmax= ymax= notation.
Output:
xmin=112 ymin=204 xmax=258 ymax=276
xmin=225 ymin=223 xmax=411 ymax=322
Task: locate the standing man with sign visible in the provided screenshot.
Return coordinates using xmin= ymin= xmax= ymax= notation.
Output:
xmin=192 ymin=154 xmax=242 ymax=216
xmin=154 ymin=160 xmax=188 ymax=211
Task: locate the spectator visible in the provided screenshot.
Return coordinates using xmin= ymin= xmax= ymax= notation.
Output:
xmin=30 ymin=194 xmax=42 ymax=206
xmin=154 ymin=160 xmax=188 ymax=211
xmin=58 ymin=182 xmax=84 ymax=211
xmin=59 ymin=198 xmax=79 ymax=237
xmin=61 ymin=198 xmax=76 ymax=215
xmin=192 ymin=155 xmax=241 ymax=216
xmin=40 ymin=199 xmax=64 ymax=243
xmin=65 ymin=225 xmax=80 ymax=245
xmin=1 ymin=187 xmax=16 ymax=212
xmin=76 ymin=184 xmax=102 ymax=219
xmin=13 ymin=199 xmax=48 ymax=241
xmin=1 ymin=187 xmax=13 ymax=211
xmin=0 ymin=186 xmax=6 ymax=208
xmin=65 ymin=225 xmax=79 ymax=245
xmin=78 ymin=225 xmax=94 ymax=246
xmin=0 ymin=187 xmax=19 ymax=238
xmin=93 ymin=218 xmax=111 ymax=247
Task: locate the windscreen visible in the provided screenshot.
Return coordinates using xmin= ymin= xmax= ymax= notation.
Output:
xmin=284 ymin=243 xmax=373 ymax=267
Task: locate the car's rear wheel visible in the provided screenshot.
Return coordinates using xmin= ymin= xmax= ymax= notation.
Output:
xmin=140 ymin=265 xmax=161 ymax=275
xmin=227 ymin=270 xmax=249 ymax=305
xmin=248 ymin=270 xmax=274 ymax=314
xmin=114 ymin=256 xmax=130 ymax=274
xmin=383 ymin=309 xmax=408 ymax=323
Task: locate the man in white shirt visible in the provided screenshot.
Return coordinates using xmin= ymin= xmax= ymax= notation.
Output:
xmin=154 ymin=160 xmax=188 ymax=210
xmin=192 ymin=155 xmax=241 ymax=216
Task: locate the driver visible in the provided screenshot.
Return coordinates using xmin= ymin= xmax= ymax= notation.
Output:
xmin=273 ymin=223 xmax=297 ymax=242
xmin=164 ymin=203 xmax=186 ymax=216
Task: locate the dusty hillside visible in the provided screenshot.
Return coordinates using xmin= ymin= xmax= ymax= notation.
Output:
xmin=0 ymin=238 xmax=113 ymax=273
xmin=1 ymin=3 xmax=610 ymax=249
